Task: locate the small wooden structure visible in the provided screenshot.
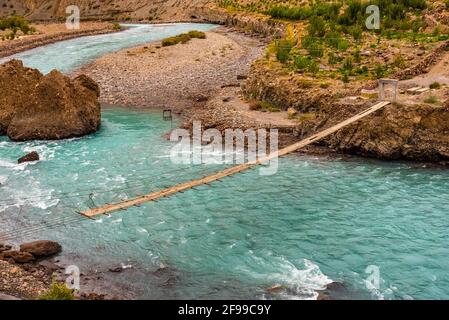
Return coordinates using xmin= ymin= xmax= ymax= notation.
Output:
xmin=378 ymin=78 xmax=399 ymax=102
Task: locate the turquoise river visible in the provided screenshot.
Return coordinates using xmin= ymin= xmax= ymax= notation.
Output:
xmin=1 ymin=24 xmax=449 ymax=300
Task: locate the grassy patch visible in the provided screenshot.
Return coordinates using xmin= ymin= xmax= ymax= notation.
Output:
xmin=248 ymin=100 xmax=281 ymax=112
xmin=424 ymin=96 xmax=439 ymax=104
xmin=429 ymin=82 xmax=441 ymax=89
xmin=161 ymin=30 xmax=206 ymax=46
xmin=112 ymin=22 xmax=121 ymax=30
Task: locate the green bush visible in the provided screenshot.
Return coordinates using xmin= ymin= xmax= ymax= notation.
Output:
xmin=327 ymin=52 xmax=341 ymax=65
xmin=392 ymin=55 xmax=406 ymax=68
xmin=374 ymin=64 xmax=386 ymax=79
xmin=337 ymin=39 xmax=349 ymax=51
xmin=38 ymin=282 xmax=75 ymax=300
xmin=248 ymin=100 xmax=280 ymax=112
xmin=424 ymin=96 xmax=438 ymax=104
xmin=0 ymin=16 xmax=35 ymax=40
xmin=325 ymin=31 xmax=341 ymax=49
xmin=187 ymin=30 xmax=207 ymax=39
xmin=266 ymin=6 xmax=313 ymax=21
xmin=301 ymin=36 xmax=324 ymax=57
xmin=348 ymin=25 xmax=363 ymax=41
xmin=354 ymin=49 xmax=361 ymax=63
xmin=355 ymin=65 xmax=369 ymax=74
xmin=429 ymin=82 xmax=441 ymax=89
xmin=259 ymin=101 xmax=280 ymax=112
xmin=341 ymin=71 xmax=350 ymax=83
xmin=161 ymin=31 xmax=206 ymax=46
xmin=275 ymin=38 xmax=295 ymax=63
xmin=293 ymin=55 xmax=319 ymax=74
xmin=308 ymin=15 xmax=326 ymax=37
xmin=293 ymin=55 xmax=310 ymax=70
xmin=342 ymin=57 xmax=353 ymax=71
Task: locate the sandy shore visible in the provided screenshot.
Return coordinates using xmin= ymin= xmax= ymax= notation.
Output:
xmin=0 ymin=22 xmax=117 ymax=58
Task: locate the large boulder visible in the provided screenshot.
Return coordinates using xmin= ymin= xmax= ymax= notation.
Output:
xmin=0 ymin=59 xmax=100 ymax=141
xmin=0 ymin=59 xmax=41 ymax=135
xmin=20 ymin=240 xmax=62 ymax=258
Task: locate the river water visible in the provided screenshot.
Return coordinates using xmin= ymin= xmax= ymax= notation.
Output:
xmin=1 ymin=24 xmax=449 ymax=300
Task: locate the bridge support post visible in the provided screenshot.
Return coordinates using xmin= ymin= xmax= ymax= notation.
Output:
xmin=378 ymin=79 xmax=398 ymax=102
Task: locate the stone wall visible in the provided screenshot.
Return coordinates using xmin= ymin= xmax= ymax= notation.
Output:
xmin=395 ymin=40 xmax=449 ymax=80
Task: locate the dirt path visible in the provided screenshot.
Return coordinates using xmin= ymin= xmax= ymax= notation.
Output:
xmin=395 ymin=51 xmax=449 ymax=106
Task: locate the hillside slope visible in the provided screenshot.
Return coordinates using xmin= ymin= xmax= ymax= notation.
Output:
xmin=0 ymin=0 xmax=213 ymax=21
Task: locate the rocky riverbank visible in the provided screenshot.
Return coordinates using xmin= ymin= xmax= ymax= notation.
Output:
xmin=0 ymin=240 xmax=61 ymax=299
xmin=242 ymin=47 xmax=449 ymax=162
xmin=0 ymin=240 xmax=112 ymax=300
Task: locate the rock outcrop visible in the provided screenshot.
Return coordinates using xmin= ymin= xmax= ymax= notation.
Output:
xmin=243 ymin=60 xmax=355 ymax=112
xmin=19 ymin=240 xmax=62 ymax=258
xmin=17 ymin=151 xmax=39 ymax=164
xmin=0 ymin=60 xmax=100 ymax=141
xmin=0 ymin=240 xmax=61 ymax=264
xmin=395 ymin=40 xmax=449 ymax=80
xmin=298 ymin=101 xmax=449 ymax=162
xmin=0 ymin=250 xmax=35 ymax=263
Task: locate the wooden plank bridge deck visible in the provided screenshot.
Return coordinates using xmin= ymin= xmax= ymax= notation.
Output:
xmin=82 ymin=101 xmax=391 ymax=218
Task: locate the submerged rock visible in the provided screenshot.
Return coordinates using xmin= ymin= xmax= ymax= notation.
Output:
xmin=20 ymin=240 xmax=62 ymax=258
xmin=0 ymin=59 xmax=101 ymax=141
xmin=17 ymin=151 xmax=39 ymax=164
xmin=317 ymin=282 xmax=348 ymax=300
